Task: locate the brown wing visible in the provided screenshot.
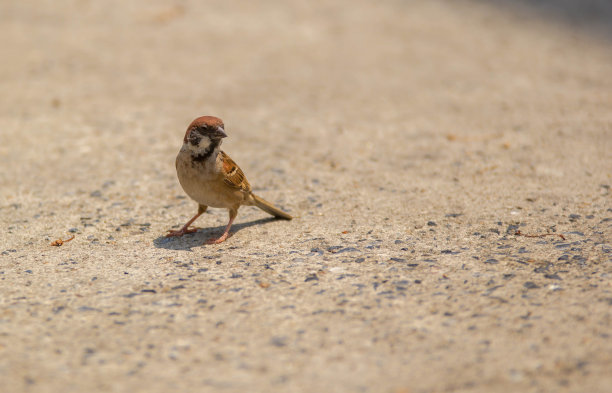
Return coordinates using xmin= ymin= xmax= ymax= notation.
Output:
xmin=220 ymin=151 xmax=251 ymax=192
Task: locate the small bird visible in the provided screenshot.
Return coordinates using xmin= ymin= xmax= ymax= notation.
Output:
xmin=166 ymin=116 xmax=292 ymax=244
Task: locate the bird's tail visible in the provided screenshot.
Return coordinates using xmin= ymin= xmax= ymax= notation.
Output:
xmin=251 ymin=193 xmax=292 ymax=220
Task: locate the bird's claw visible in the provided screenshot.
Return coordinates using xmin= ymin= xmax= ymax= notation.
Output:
xmin=165 ymin=227 xmax=200 ymax=237
xmin=205 ymin=232 xmax=232 ymax=244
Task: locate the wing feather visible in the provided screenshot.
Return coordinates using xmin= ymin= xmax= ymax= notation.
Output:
xmin=220 ymin=151 xmax=251 ymax=192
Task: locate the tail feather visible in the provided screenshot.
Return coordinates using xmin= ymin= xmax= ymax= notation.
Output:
xmin=251 ymin=193 xmax=292 ymax=220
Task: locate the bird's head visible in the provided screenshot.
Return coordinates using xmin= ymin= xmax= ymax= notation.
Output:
xmin=183 ymin=116 xmax=227 ymax=153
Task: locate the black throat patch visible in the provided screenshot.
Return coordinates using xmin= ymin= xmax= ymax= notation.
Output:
xmin=192 ymin=138 xmax=220 ymax=162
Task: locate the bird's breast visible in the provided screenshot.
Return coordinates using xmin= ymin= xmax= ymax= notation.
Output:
xmin=175 ymin=148 xmax=243 ymax=208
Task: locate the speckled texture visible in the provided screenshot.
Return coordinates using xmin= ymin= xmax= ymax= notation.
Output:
xmin=1 ymin=1 xmax=611 ymax=392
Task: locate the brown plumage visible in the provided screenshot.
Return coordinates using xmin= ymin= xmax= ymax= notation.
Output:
xmin=166 ymin=116 xmax=292 ymax=244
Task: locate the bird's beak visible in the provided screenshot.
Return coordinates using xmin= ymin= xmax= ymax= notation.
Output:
xmin=215 ymin=127 xmax=228 ymax=138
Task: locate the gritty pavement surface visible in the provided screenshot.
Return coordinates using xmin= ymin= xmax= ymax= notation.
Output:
xmin=1 ymin=1 xmax=611 ymax=392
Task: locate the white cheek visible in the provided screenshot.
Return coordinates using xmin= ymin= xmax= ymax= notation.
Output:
xmin=186 ymin=135 xmax=211 ymax=153
xmin=198 ymin=135 xmax=211 ymax=149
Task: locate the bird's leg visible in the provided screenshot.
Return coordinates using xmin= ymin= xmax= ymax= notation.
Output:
xmin=166 ymin=205 xmax=207 ymax=237
xmin=206 ymin=208 xmax=237 ymax=244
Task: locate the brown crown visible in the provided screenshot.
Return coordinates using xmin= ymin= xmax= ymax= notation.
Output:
xmin=184 ymin=116 xmax=225 ymax=143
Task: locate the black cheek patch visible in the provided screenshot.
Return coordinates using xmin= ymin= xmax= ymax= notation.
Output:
xmin=188 ymin=132 xmax=202 ymax=146
xmin=192 ymin=139 xmax=220 ymax=162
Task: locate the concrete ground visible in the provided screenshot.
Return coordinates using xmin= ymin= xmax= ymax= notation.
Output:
xmin=1 ymin=1 xmax=611 ymax=392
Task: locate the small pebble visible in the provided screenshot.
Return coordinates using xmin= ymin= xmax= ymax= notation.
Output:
xmin=309 ymin=248 xmax=324 ymax=256
xmin=78 ymin=306 xmax=101 ymax=312
xmin=305 ymin=274 xmax=318 ymax=282
xmin=270 ymin=336 xmax=287 ymax=347
xmin=336 ymin=247 xmax=358 ymax=254
xmin=506 ymin=224 xmax=519 ymax=234
xmin=52 ymin=306 xmax=65 ymax=314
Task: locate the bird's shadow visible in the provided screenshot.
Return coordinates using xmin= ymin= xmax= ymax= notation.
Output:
xmin=153 ymin=217 xmax=278 ymax=250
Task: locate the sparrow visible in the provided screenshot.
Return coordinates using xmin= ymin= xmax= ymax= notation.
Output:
xmin=166 ymin=116 xmax=292 ymax=244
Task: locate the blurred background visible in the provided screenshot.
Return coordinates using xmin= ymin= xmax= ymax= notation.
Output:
xmin=1 ymin=0 xmax=610 ymax=202
xmin=1 ymin=0 xmax=610 ymax=221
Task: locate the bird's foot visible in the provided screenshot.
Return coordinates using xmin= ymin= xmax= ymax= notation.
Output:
xmin=205 ymin=232 xmax=232 ymax=244
xmin=165 ymin=226 xmax=200 ymax=237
